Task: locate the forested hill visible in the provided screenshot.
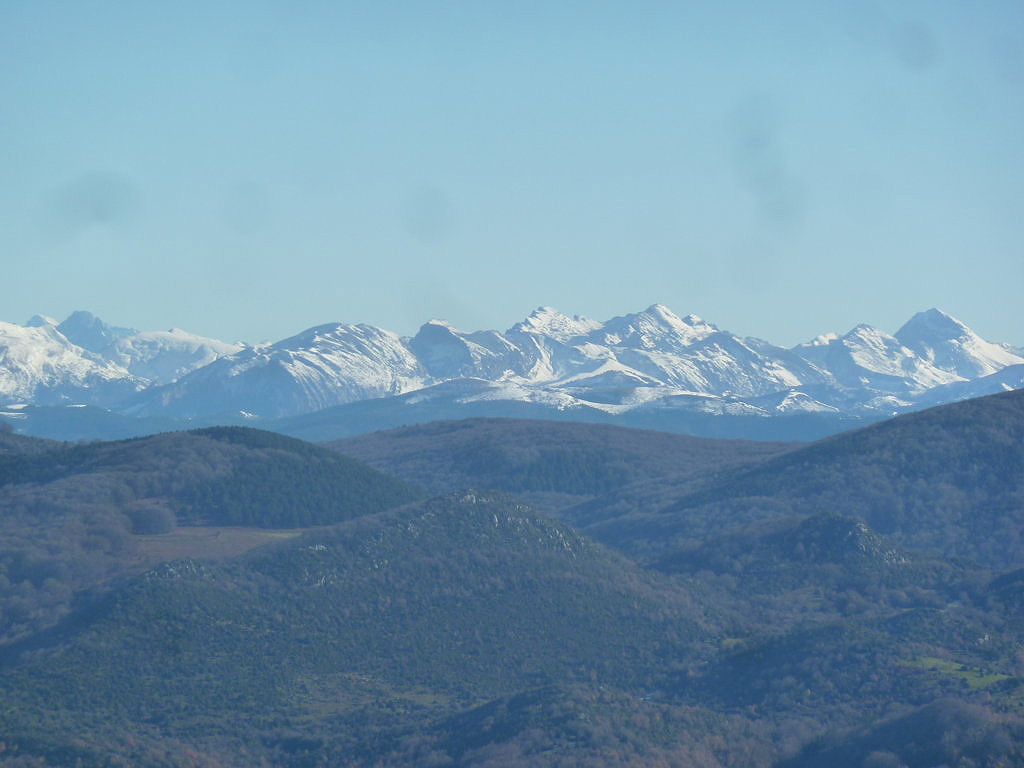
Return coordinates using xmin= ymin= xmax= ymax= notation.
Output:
xmin=0 ymin=426 xmax=421 ymax=645
xmin=0 ymin=492 xmax=706 ymax=766
xmin=0 ymin=426 xmax=420 ymax=529
xmin=0 ymin=420 xmax=57 ymax=456
xmin=2 ymin=398 xmax=1024 ymax=765
xmin=582 ymin=388 xmax=1024 ymax=569
xmin=328 ymin=417 xmax=796 ymax=506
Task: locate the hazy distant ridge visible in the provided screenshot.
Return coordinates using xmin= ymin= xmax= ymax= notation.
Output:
xmin=1 ymin=306 xmax=1021 ymax=428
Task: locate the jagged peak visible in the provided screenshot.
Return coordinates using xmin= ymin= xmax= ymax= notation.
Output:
xmin=58 ymin=309 xmax=136 ymax=336
xmin=55 ymin=310 xmax=137 ymax=353
xmin=24 ymin=314 xmax=57 ymax=328
xmin=411 ymin=319 xmax=465 ymax=342
xmin=62 ymin=309 xmax=101 ymax=325
xmin=272 ymin=321 xmax=396 ymax=350
xmin=843 ymin=323 xmax=890 ymax=341
xmin=895 ymin=308 xmax=972 ymax=343
xmin=423 ymin=318 xmax=457 ymax=329
xmin=634 ymin=304 xmax=714 ymax=330
xmin=600 ymin=304 xmax=717 ymax=347
xmin=802 ymin=331 xmax=839 ymax=347
xmin=512 ymin=306 xmax=602 ymax=341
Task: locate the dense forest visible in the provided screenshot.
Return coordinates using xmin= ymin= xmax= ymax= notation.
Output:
xmin=0 ymin=426 xmax=419 ymax=644
xmin=571 ymin=389 xmax=1024 ymax=569
xmin=329 ymin=417 xmax=795 ymax=514
xmin=0 ymin=391 xmax=1022 ymax=766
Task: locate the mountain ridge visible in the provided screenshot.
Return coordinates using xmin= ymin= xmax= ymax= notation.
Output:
xmin=2 ymin=306 xmax=1021 ymax=441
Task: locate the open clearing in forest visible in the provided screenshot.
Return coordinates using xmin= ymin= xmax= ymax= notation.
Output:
xmin=134 ymin=525 xmax=304 ymax=564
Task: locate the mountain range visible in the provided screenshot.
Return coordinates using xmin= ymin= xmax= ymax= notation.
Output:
xmin=2 ymin=306 xmax=1021 ymax=441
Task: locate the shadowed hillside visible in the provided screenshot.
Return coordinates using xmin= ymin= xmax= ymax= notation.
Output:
xmin=2 ymin=395 xmax=1023 ymax=766
xmin=0 ymin=426 xmax=420 ymax=644
xmin=0 ymin=492 xmax=708 ymax=767
xmin=579 ymin=390 xmax=1024 ymax=569
xmin=329 ymin=417 xmax=796 ymax=514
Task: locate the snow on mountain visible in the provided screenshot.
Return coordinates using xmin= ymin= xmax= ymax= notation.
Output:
xmin=792 ymin=323 xmax=959 ymax=394
xmin=512 ymin=306 xmax=603 ymax=343
xmin=55 ymin=310 xmax=242 ymax=384
xmin=105 ymin=329 xmax=243 ymax=384
xmin=498 ymin=304 xmax=815 ymax=398
xmin=894 ymin=308 xmax=1024 ymax=379
xmin=407 ymin=320 xmax=527 ymax=381
xmin=3 ymin=306 xmax=1020 ymax=425
xmin=25 ymin=315 xmax=58 ymax=328
xmin=0 ymin=321 xmax=141 ymax=406
xmin=592 ymin=304 xmax=716 ymax=350
xmin=57 ymin=310 xmax=137 ymax=353
xmin=911 ymin=363 xmax=1024 ymax=409
xmin=133 ymin=323 xmax=428 ymax=419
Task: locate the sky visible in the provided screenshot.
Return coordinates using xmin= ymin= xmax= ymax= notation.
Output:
xmin=1 ymin=0 xmax=1022 ymax=347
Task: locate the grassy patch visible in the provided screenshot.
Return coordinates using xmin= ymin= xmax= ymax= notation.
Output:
xmin=135 ymin=526 xmax=303 ymax=563
xmin=906 ymin=656 xmax=1011 ymax=690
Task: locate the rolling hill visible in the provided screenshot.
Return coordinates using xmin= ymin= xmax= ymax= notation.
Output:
xmin=575 ymin=389 xmax=1024 ymax=569
xmin=1 ymin=393 xmax=1023 ymax=766
xmin=0 ymin=426 xmax=420 ymax=644
xmin=328 ymin=417 xmax=797 ymax=513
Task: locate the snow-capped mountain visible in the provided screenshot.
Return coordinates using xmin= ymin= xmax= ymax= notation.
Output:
xmin=131 ymin=323 xmax=427 ymax=419
xmin=2 ymin=306 xmax=1021 ymax=436
xmin=0 ymin=312 xmax=241 ymax=408
xmin=56 ymin=310 xmax=242 ymax=384
xmin=894 ymin=308 xmax=1023 ymax=380
xmin=0 ymin=320 xmax=141 ymax=407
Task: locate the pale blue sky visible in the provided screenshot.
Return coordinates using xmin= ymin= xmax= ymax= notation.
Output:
xmin=2 ymin=1 xmax=1021 ymax=346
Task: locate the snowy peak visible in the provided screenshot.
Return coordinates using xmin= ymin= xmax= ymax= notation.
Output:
xmin=25 ymin=314 xmax=57 ymax=328
xmin=894 ymin=308 xmax=1023 ymax=379
xmin=408 ymin=320 xmax=477 ymax=379
xmin=15 ymin=311 xmax=242 ymax=388
xmin=57 ymin=310 xmax=137 ymax=353
xmin=135 ymin=321 xmax=428 ymax=420
xmin=410 ymin=320 xmax=525 ymax=380
xmin=896 ymin=308 xmax=971 ymax=343
xmin=597 ymin=304 xmax=717 ymax=349
xmin=3 ymin=305 xmax=1021 ymax=424
xmin=0 ymin=320 xmax=140 ymax=406
xmin=511 ymin=306 xmax=603 ymax=342
xmin=108 ymin=328 xmax=242 ymax=384
xmin=793 ymin=321 xmax=956 ymax=392
xmin=269 ymin=323 xmax=422 ymax=373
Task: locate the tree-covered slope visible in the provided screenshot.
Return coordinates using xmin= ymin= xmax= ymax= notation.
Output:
xmin=0 ymin=492 xmax=706 ymax=767
xmin=582 ymin=389 xmax=1024 ymax=568
xmin=1 ymin=425 xmax=420 ymax=528
xmin=0 ymin=426 xmax=420 ymax=644
xmin=776 ymin=700 xmax=1024 ymax=768
xmin=3 ymin=398 xmax=1024 ymax=766
xmin=328 ymin=417 xmax=795 ymax=512
xmin=0 ymin=420 xmax=56 ymax=456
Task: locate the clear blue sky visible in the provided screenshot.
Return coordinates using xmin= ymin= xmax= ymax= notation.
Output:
xmin=2 ymin=1 xmax=1021 ymax=346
